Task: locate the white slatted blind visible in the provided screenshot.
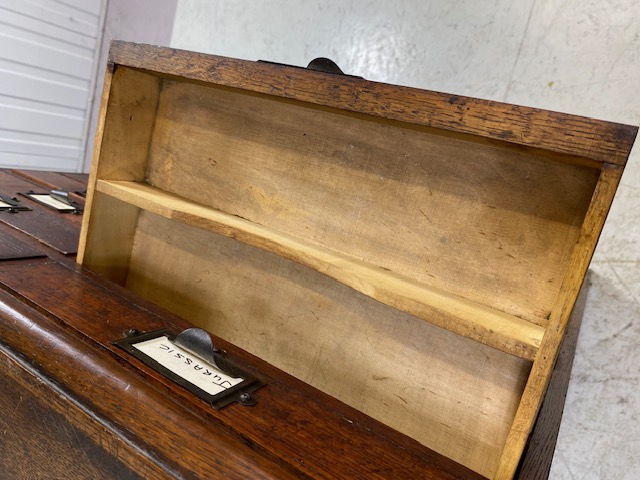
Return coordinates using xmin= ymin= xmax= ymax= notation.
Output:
xmin=0 ymin=0 xmax=104 ymax=172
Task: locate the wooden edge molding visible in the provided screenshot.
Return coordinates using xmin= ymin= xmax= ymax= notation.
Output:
xmin=495 ymin=164 xmax=624 ymax=479
xmin=108 ymin=40 xmax=638 ymax=166
xmin=515 ymin=272 xmax=589 ymax=478
xmin=78 ymin=61 xmax=115 ymax=265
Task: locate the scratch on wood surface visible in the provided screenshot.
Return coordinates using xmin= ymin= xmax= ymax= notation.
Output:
xmin=12 ymin=395 xmax=23 ymax=415
xmin=419 ymin=208 xmax=433 ymax=223
xmin=394 ymin=394 xmax=409 ymax=405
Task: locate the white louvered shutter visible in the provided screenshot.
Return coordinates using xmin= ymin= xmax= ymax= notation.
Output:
xmin=0 ymin=0 xmax=105 ymax=172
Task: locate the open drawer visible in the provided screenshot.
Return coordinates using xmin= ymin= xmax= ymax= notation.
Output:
xmin=78 ymin=41 xmax=637 ymax=479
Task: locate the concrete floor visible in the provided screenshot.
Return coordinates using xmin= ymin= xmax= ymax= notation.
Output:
xmin=170 ymin=1 xmax=640 ymax=478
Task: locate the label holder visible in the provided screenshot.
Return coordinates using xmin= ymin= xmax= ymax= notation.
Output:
xmin=0 ymin=194 xmax=31 ymax=212
xmin=113 ymin=328 xmax=264 ymax=410
xmin=20 ymin=190 xmax=84 ymax=214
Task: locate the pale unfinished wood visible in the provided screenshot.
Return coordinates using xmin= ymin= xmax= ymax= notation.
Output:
xmin=125 ymin=209 xmax=532 ymax=478
xmin=145 ymin=79 xmax=599 ymax=326
xmin=97 ymin=179 xmax=545 ymax=359
xmin=95 ymin=67 xmax=161 ymax=182
xmin=494 ymin=164 xmax=624 ymax=479
xmin=78 ymin=65 xmax=160 ymax=267
xmin=79 ymin=192 xmax=140 ymax=284
xmin=77 ymin=62 xmax=113 ymax=265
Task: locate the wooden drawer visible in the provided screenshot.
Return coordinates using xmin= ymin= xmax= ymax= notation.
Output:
xmin=77 ymin=41 xmax=637 ymax=479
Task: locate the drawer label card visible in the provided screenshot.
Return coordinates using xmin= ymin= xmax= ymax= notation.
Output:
xmin=27 ymin=193 xmax=74 ymax=211
xmin=113 ymin=329 xmax=264 ymax=409
xmin=132 ymin=335 xmax=243 ymax=395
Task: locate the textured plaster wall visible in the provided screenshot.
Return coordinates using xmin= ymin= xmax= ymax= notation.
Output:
xmin=171 ymin=2 xmax=640 ymax=478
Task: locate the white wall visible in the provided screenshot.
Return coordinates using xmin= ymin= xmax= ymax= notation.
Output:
xmin=0 ymin=0 xmax=105 ymax=172
xmin=171 ymin=2 xmax=640 ymax=479
xmin=83 ymin=0 xmax=177 ymax=171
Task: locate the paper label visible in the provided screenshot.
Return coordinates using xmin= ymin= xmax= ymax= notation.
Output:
xmin=132 ymin=336 xmax=243 ymax=396
xmin=28 ymin=193 xmax=74 ymax=211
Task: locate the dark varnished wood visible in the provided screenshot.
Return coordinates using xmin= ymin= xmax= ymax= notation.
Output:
xmin=0 ymin=351 xmax=143 ymax=480
xmin=10 ymin=169 xmax=88 ymax=203
xmin=0 ymin=287 xmax=303 ymax=480
xmin=60 ymin=172 xmax=91 ymax=183
xmin=0 ymin=171 xmax=81 ymax=254
xmin=0 ymin=258 xmax=483 ymax=480
xmin=0 ymin=208 xmax=80 ymax=254
xmin=0 ymin=227 xmax=46 ymax=260
xmin=0 ymin=159 xmax=588 ymax=477
xmin=11 ymin=169 xmax=87 ymax=191
xmin=108 ymin=41 xmax=637 ymax=166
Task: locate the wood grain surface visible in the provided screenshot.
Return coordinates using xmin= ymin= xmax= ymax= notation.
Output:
xmin=495 ymin=164 xmax=625 ymax=478
xmin=0 ymin=258 xmax=484 ymax=480
xmin=144 ymin=78 xmax=598 ymax=329
xmin=0 ymin=227 xmax=46 ymax=260
xmin=0 ymin=170 xmax=81 ymax=254
xmin=0 ymin=351 xmax=144 ymax=480
xmin=11 ymin=169 xmax=88 ymax=203
xmin=0 ymin=168 xmax=599 ymax=478
xmin=74 ymin=41 xmax=636 ymax=478
xmin=0 ymin=286 xmax=300 ymax=480
xmin=124 ymin=209 xmax=530 ymax=476
xmin=108 ymin=41 xmax=637 ymax=166
xmin=97 ymin=179 xmax=545 ymax=360
xmin=516 ymin=274 xmax=588 ymax=479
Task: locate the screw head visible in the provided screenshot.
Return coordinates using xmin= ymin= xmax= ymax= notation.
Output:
xmin=238 ymin=392 xmax=256 ymax=406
